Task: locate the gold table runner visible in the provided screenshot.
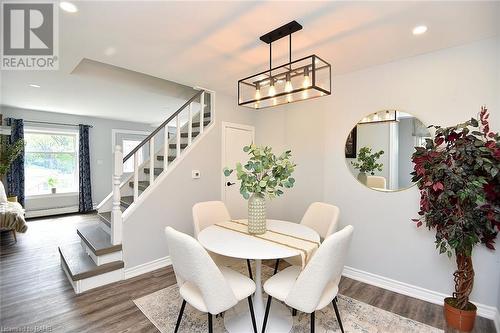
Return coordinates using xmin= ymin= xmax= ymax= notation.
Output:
xmin=215 ymin=220 xmax=320 ymax=268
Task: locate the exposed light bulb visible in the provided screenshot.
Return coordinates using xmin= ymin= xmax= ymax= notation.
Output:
xmin=255 ymin=83 xmax=261 ymax=100
xmin=302 ymin=67 xmax=310 ymax=88
xmin=284 ymin=73 xmax=293 ymax=93
xmin=286 ymin=94 xmax=293 ymax=103
xmin=268 ymin=80 xmax=276 ymax=97
xmin=272 ymin=98 xmax=277 ymax=106
xmin=302 ymin=90 xmax=308 ymax=99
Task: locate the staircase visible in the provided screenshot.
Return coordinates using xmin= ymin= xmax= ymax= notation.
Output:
xmin=59 ymin=89 xmax=214 ymax=293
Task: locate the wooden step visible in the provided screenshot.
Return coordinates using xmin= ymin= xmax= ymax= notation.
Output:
xmin=168 ymin=143 xmax=188 ymax=149
xmin=98 ymin=212 xmax=111 ymax=228
xmin=143 ymin=167 xmax=163 ymax=176
xmin=59 ymin=243 xmax=124 ymax=281
xmin=128 ymin=180 xmax=150 ymax=191
xmin=192 ymin=120 xmax=210 ymax=128
xmin=156 ymin=155 xmax=176 ymax=162
xmin=121 ymin=196 xmax=134 ymax=208
xmin=181 ymin=131 xmax=199 ymax=138
xmin=77 ymin=225 xmax=122 ymax=256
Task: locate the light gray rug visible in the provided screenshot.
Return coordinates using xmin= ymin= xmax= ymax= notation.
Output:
xmin=134 ymin=264 xmax=442 ymax=333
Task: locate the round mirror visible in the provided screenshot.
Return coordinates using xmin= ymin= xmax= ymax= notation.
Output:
xmin=344 ymin=110 xmax=431 ymax=192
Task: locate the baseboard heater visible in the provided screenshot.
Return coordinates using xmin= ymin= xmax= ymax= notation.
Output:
xmin=25 ymin=203 xmax=97 ymax=219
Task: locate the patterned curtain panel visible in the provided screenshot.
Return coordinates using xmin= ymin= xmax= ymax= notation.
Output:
xmin=6 ymin=118 xmax=25 ymax=207
xmin=78 ymin=125 xmax=93 ymax=213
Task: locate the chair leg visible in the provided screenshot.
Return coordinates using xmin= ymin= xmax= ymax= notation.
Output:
xmin=247 ymin=296 xmax=257 ymax=333
xmin=261 ymin=296 xmax=272 ymax=333
xmin=11 ymin=230 xmax=16 ymax=243
xmin=273 ymin=259 xmax=280 ymax=275
xmin=332 ymin=298 xmax=345 ymax=333
xmin=208 ymin=313 xmax=213 ymax=333
xmin=292 ymin=308 xmax=297 ymax=316
xmin=246 ymin=259 xmax=253 ymax=280
xmin=310 ymin=311 xmax=315 ymax=333
xmin=174 ymin=300 xmax=186 ymax=333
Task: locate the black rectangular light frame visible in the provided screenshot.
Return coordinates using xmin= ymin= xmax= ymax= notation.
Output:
xmin=237 ymin=54 xmax=332 ymax=109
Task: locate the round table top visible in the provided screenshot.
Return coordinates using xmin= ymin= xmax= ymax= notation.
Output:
xmin=198 ymin=219 xmax=320 ymax=260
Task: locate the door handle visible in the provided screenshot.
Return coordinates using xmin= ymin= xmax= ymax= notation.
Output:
xmin=226 ymin=182 xmax=235 ymax=187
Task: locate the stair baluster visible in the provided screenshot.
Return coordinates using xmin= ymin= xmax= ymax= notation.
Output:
xmin=111 ymin=145 xmax=123 ymax=245
xmin=188 ymin=102 xmax=193 ymax=145
xmin=133 ymin=151 xmax=139 ymax=201
xmin=149 ymin=138 xmax=155 ymax=186
xmin=176 ymin=115 xmax=181 ymax=158
xmin=199 ymin=92 xmax=205 ymax=134
xmin=163 ymin=127 xmax=169 ymax=172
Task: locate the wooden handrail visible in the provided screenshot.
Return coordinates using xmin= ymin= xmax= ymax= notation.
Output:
xmin=123 ymin=89 xmax=205 ymax=162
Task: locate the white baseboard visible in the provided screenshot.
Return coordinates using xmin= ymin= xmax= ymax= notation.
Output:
xmin=123 ymin=256 xmax=172 ymax=280
xmin=342 ymin=266 xmax=499 ymax=322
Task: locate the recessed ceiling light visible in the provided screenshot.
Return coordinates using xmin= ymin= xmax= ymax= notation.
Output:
xmin=29 ymin=84 xmax=41 ymax=88
xmin=59 ymin=2 xmax=78 ymax=13
xmin=412 ymin=25 xmax=428 ymax=35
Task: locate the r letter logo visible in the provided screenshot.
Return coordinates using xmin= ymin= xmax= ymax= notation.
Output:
xmin=2 ymin=2 xmax=58 ymax=70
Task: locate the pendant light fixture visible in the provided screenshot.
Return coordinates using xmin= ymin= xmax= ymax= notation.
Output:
xmin=238 ymin=21 xmax=331 ymax=109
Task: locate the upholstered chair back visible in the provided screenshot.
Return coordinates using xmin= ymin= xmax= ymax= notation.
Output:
xmin=366 ymin=176 xmax=386 ymax=189
xmin=192 ymin=201 xmax=231 ymax=237
xmin=285 ymin=225 xmax=354 ymax=313
xmin=165 ymin=227 xmax=237 ymax=314
xmin=300 ymin=202 xmax=340 ymax=240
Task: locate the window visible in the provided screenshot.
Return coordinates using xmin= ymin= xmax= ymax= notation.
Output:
xmin=122 ymin=139 xmax=143 ymax=173
xmin=24 ymin=129 xmax=79 ymax=196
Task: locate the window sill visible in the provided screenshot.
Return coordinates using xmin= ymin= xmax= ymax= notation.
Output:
xmin=26 ymin=192 xmax=79 ymax=199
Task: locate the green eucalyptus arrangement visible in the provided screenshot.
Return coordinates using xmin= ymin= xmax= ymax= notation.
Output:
xmin=351 ymin=146 xmax=384 ymax=175
xmin=223 ymin=144 xmax=296 ymax=200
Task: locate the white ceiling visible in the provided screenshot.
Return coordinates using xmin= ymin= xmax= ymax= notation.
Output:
xmin=1 ymin=1 xmax=499 ymax=124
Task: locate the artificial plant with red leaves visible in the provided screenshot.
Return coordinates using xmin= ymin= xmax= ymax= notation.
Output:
xmin=411 ymin=107 xmax=499 ymax=310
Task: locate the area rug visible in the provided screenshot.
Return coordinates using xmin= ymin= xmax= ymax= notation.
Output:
xmin=134 ymin=264 xmax=442 ymax=333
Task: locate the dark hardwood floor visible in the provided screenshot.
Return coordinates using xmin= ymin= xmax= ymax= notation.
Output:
xmin=0 ymin=213 xmax=496 ymax=332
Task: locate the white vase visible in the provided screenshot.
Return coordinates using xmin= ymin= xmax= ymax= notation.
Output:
xmin=248 ymin=193 xmax=266 ymax=234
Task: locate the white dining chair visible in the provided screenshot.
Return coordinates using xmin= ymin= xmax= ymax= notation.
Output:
xmin=281 ymin=202 xmax=340 ymax=269
xmin=165 ymin=227 xmax=258 ymax=333
xmin=366 ymin=176 xmax=386 ymax=189
xmin=262 ymin=225 xmax=354 ymax=333
xmin=193 ymin=201 xmax=254 ymax=279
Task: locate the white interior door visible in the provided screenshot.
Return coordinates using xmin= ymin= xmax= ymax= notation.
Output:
xmin=222 ymin=122 xmax=255 ymax=219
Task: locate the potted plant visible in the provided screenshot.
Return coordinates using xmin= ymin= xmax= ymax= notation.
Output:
xmin=351 ymin=146 xmax=384 ymax=184
xmin=411 ymin=107 xmax=499 ymax=332
xmin=223 ymin=144 xmax=296 ymax=234
xmin=47 ymin=177 xmax=58 ymax=194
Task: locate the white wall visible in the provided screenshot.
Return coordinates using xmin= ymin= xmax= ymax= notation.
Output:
xmin=122 ymin=92 xmax=256 ymax=268
xmin=255 ymin=37 xmax=500 ymax=309
xmin=0 ymin=106 xmax=153 ymax=212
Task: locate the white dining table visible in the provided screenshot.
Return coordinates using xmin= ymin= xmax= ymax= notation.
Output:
xmin=198 ymin=219 xmax=320 ymax=333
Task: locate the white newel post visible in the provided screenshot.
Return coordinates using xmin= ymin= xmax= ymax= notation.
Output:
xmin=111 ymin=145 xmax=123 ymax=245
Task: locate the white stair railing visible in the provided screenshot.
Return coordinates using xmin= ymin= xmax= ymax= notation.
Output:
xmin=104 ymin=90 xmax=213 ymax=245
